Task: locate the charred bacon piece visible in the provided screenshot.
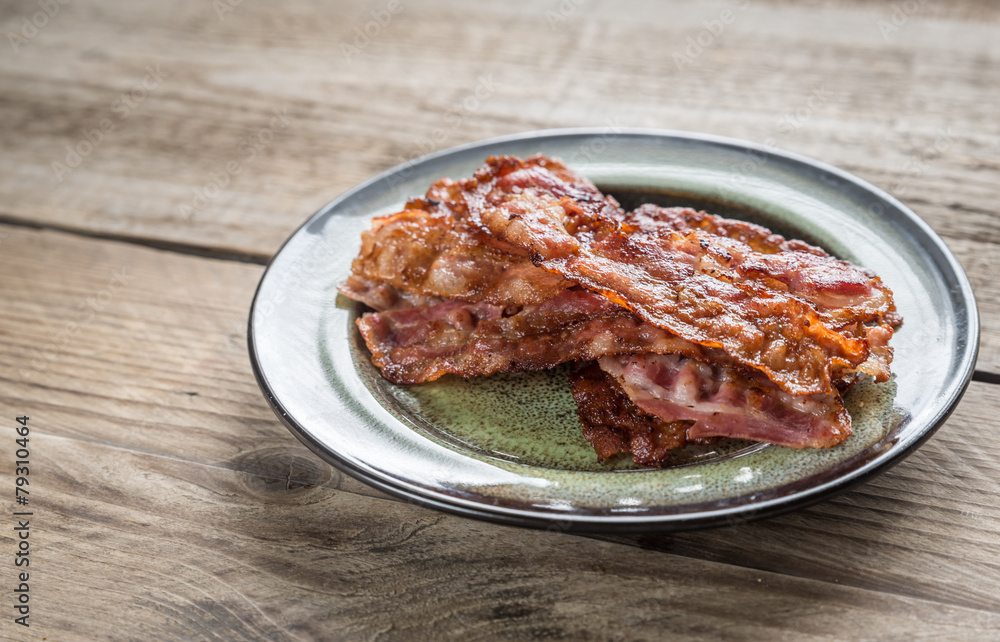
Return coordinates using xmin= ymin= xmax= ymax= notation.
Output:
xmin=463 ymin=156 xmax=894 ymax=395
xmin=627 ymin=206 xmax=895 ymax=328
xmin=622 ymin=204 xmax=830 ymax=257
xmin=630 ymin=206 xmax=901 ymax=382
xmin=347 ymin=181 xmax=572 ymax=309
xmin=623 ymin=205 xmax=902 ymax=333
xmin=569 ymin=361 xmax=691 ymax=467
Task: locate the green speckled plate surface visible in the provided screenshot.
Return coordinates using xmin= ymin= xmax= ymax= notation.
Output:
xmin=249 ymin=129 xmax=978 ymax=532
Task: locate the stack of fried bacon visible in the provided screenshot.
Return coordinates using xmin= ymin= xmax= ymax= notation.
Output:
xmin=339 ymin=155 xmax=900 ymax=466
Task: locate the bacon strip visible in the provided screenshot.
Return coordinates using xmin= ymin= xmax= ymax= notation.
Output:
xmin=463 ymin=156 xmax=889 ymax=395
xmin=643 ymin=224 xmax=894 ymax=326
xmin=569 ymin=361 xmax=691 ymax=466
xmin=348 ymin=188 xmax=572 ymax=309
xmin=623 ymin=204 xmax=830 ymax=257
xmin=626 ymin=204 xmax=897 ymax=382
xmin=355 ymin=290 xmax=728 ymax=385
xmin=598 ymin=353 xmax=852 ymax=449
xmin=339 ymin=275 xmax=443 ymax=312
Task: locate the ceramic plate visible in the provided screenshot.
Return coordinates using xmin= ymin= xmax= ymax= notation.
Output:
xmin=248 ymin=129 xmax=979 ymax=532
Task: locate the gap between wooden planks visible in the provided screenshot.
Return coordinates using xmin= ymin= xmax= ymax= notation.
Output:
xmin=2 ymin=224 xmax=1000 ymax=639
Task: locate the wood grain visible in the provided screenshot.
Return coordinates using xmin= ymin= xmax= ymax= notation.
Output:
xmin=4 ymin=430 xmax=999 ymax=641
xmin=1 ymin=223 xmax=1000 ymax=639
xmin=599 ymin=380 xmax=1000 ymax=613
xmin=0 ymin=0 xmax=998 ymax=371
xmin=2 ymin=0 xmax=1000 ymax=639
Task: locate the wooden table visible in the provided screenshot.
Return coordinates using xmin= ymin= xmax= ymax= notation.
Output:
xmin=2 ymin=0 xmax=999 ymax=638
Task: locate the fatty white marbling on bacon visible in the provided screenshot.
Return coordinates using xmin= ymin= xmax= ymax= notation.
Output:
xmin=598 ymin=353 xmax=852 ymax=449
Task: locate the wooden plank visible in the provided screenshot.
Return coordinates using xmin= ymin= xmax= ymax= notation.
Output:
xmin=1 ymin=0 xmax=997 ymax=254
xmin=2 ymin=223 xmax=1000 ymax=639
xmin=4 ymin=431 xmax=1000 ymax=641
xmin=596 ymin=380 xmax=1000 ymax=613
xmin=1 ymin=0 xmax=999 ymax=375
xmin=0 ymin=223 xmax=391 ymax=502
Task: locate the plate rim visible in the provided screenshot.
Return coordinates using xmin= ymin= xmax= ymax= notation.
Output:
xmin=247 ymin=127 xmax=980 ymax=532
